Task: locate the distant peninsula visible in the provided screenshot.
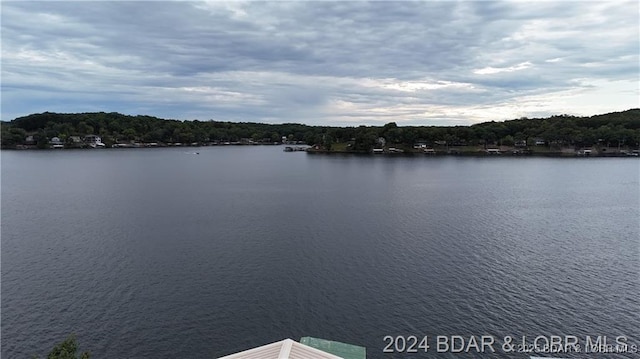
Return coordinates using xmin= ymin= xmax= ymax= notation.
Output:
xmin=1 ymin=109 xmax=639 ymax=156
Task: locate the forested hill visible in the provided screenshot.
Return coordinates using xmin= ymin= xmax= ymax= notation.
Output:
xmin=2 ymin=109 xmax=639 ymax=150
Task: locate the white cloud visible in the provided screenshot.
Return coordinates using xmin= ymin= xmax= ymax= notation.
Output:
xmin=1 ymin=0 xmax=638 ymax=125
xmin=473 ymin=62 xmax=533 ymax=75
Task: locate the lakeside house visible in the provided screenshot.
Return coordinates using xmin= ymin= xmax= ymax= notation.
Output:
xmin=50 ymin=137 xmax=64 ymax=149
xmin=84 ymin=135 xmax=105 ymax=148
xmin=50 ymin=137 xmax=63 ymax=145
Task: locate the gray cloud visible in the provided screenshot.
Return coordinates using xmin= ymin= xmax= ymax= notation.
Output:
xmin=1 ymin=0 xmax=638 ymax=125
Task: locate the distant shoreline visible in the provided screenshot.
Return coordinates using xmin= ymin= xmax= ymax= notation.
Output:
xmin=305 ymin=144 xmax=640 ymax=158
xmin=3 ymin=110 xmax=639 ymax=153
xmin=305 ymin=150 xmax=639 ymax=158
xmin=5 ymin=143 xmax=639 ymax=158
xmin=7 ymin=142 xmax=284 ymax=150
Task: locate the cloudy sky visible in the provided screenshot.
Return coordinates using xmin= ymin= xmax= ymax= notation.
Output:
xmin=2 ymin=1 xmax=638 ymax=126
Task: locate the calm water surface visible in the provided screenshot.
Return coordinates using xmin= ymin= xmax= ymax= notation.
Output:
xmin=2 ymin=147 xmax=639 ymax=358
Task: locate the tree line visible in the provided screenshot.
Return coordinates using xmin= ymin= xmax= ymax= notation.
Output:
xmin=1 ymin=109 xmax=639 ymax=151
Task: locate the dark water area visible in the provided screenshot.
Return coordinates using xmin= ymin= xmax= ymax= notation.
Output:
xmin=2 ymin=147 xmax=639 ymax=358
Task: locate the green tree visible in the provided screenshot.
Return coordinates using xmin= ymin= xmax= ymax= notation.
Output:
xmin=251 ymin=132 xmax=263 ymax=142
xmin=76 ymin=122 xmax=94 ymax=136
xmin=500 ymin=135 xmax=515 ymax=146
xmin=0 ymin=124 xmax=27 ymax=147
xmin=40 ymin=335 xmax=90 ymax=359
xmin=385 ymin=127 xmax=403 ymax=144
xmin=304 ymin=130 xmax=320 ymax=145
xmin=322 ymin=133 xmax=334 ymax=151
xmin=353 ymin=126 xmax=378 ymax=151
xmin=35 ymin=130 xmax=49 ymax=149
xmin=122 ymin=128 xmax=137 ymax=141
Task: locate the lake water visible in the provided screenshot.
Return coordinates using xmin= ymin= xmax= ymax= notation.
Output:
xmin=2 ymin=146 xmax=639 ymax=359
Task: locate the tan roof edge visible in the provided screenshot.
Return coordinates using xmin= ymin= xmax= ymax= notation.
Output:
xmin=278 ymin=339 xmax=294 ymax=358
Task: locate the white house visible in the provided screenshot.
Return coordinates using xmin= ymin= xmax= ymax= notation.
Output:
xmin=84 ymin=135 xmax=105 ymax=148
xmin=50 ymin=137 xmax=64 ymax=149
xmin=50 ymin=137 xmax=63 ymax=145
